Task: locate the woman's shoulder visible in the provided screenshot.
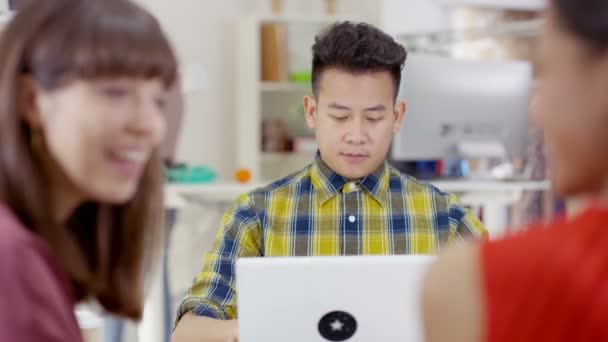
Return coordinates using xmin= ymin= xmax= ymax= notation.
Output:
xmin=0 ymin=203 xmax=82 ymax=342
xmin=0 ymin=202 xmax=74 ymax=296
xmin=0 ymin=203 xmax=43 ymax=259
xmin=0 ymin=203 xmax=60 ymax=272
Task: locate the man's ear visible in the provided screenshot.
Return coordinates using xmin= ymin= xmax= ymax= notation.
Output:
xmin=304 ymin=95 xmax=318 ymax=129
xmin=392 ymin=100 xmax=406 ymax=134
xmin=19 ymin=76 xmax=42 ymax=129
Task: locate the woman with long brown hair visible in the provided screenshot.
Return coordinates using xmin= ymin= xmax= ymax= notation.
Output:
xmin=0 ymin=0 xmax=177 ymax=340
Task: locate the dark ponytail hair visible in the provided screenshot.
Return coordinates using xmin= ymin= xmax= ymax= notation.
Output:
xmin=553 ymin=0 xmax=608 ymax=53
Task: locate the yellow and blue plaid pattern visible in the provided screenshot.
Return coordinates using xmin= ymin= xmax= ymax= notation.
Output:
xmin=177 ymin=155 xmax=487 ymax=321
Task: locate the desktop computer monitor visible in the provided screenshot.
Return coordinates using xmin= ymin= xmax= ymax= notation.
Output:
xmin=392 ymin=53 xmax=533 ymax=162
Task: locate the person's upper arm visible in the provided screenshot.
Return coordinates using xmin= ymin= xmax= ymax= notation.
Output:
xmin=176 ymin=193 xmax=262 ymax=323
xmin=422 ymin=245 xmax=484 ymax=342
xmin=0 ymin=243 xmax=81 ymax=342
xmin=447 ymin=194 xmax=488 ymax=245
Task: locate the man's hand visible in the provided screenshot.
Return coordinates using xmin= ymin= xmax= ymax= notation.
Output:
xmin=172 ymin=313 xmax=239 ymax=342
xmin=225 ymin=320 xmax=238 ymax=342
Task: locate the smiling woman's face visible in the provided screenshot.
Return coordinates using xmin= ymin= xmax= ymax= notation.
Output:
xmin=28 ymin=77 xmax=168 ymax=203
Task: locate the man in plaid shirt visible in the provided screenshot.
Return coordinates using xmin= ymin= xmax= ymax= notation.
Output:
xmin=173 ymin=21 xmax=487 ymax=342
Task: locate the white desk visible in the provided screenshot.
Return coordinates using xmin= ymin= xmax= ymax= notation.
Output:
xmin=147 ymin=179 xmax=549 ymax=342
xmin=165 ymin=183 xmax=261 ymax=207
xmin=165 ymin=179 xmax=551 ymax=238
xmin=431 ymin=180 xmax=550 ymax=237
xmin=88 ymin=179 xmax=551 ymax=342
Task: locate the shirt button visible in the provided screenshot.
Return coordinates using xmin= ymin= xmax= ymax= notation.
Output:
xmin=348 ymin=215 xmax=356 ymax=223
xmin=348 ymin=183 xmax=357 ymax=191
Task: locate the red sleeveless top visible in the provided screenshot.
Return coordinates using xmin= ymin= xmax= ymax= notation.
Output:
xmin=482 ymin=206 xmax=608 ymax=341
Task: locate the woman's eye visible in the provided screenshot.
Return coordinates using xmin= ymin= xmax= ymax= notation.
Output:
xmin=155 ymin=97 xmax=167 ymax=110
xmin=102 ymin=87 xmax=128 ymax=98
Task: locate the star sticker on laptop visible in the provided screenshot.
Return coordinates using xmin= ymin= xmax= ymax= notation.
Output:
xmin=330 ymin=319 xmax=344 ymax=332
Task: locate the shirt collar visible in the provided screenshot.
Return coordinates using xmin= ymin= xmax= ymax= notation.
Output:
xmin=359 ymin=161 xmax=389 ymax=207
xmin=311 ymin=152 xmax=389 ymax=207
xmin=311 ymin=153 xmax=347 ymax=205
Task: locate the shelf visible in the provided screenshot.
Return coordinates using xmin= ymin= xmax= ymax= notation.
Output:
xmin=260 ymin=81 xmax=311 ymax=92
xmin=397 ymin=17 xmax=542 ymax=44
xmin=237 ymin=14 xmax=360 ymax=183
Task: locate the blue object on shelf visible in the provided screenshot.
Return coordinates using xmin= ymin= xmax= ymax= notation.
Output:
xmin=459 ymin=160 xmax=471 ymax=178
xmin=165 ymin=165 xmax=217 ymax=184
xmin=415 ymin=161 xmax=437 ymax=180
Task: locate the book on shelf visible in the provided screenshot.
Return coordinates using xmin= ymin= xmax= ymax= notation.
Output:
xmin=260 ymin=23 xmax=289 ymax=82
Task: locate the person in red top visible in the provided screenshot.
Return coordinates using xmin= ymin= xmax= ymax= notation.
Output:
xmin=422 ymin=0 xmax=608 ymax=341
xmin=0 ymin=0 xmax=177 ymax=341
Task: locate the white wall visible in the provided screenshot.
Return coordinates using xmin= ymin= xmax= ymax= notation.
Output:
xmin=434 ymin=0 xmax=546 ymax=10
xmin=136 ymin=0 xmax=380 ymax=179
xmin=380 ymin=0 xmax=546 ymax=36
xmin=381 ymin=0 xmax=448 ymax=35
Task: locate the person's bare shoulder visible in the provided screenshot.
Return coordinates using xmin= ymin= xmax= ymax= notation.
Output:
xmin=422 ymin=245 xmax=485 ymax=342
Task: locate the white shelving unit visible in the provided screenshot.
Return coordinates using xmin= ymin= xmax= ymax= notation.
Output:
xmin=236 ymin=14 xmax=359 ymax=183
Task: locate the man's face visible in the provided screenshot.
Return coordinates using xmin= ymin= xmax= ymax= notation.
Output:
xmin=304 ymin=68 xmax=406 ymax=179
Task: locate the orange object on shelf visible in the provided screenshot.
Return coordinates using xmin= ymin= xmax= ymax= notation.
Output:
xmin=235 ymin=168 xmax=252 ymax=183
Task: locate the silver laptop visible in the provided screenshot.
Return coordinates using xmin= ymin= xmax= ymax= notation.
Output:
xmin=236 ymin=255 xmax=435 ymax=342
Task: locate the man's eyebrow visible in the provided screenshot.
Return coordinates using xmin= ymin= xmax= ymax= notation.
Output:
xmin=328 ymin=102 xmax=351 ymax=110
xmin=364 ymin=104 xmax=386 ymax=112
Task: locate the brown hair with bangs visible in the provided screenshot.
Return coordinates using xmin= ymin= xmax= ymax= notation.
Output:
xmin=0 ymin=0 xmax=177 ymax=319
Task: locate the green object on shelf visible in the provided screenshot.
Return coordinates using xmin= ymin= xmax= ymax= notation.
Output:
xmin=165 ymin=165 xmax=217 ymax=184
xmin=289 ymin=71 xmax=312 ymax=83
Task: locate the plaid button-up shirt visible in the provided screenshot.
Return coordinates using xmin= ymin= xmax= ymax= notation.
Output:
xmin=177 ymin=155 xmax=487 ymax=321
